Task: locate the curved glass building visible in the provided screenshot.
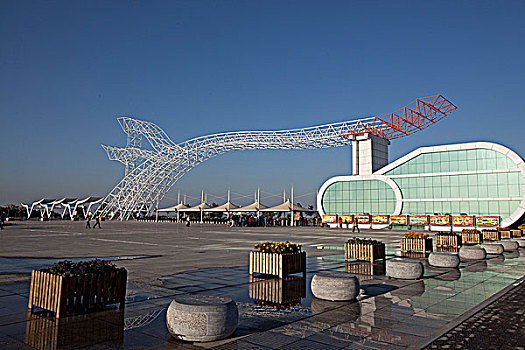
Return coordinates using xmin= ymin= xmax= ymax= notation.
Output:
xmin=317 ymin=142 xmax=525 ymax=228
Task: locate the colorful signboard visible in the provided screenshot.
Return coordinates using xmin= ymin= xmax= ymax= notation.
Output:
xmin=356 ymin=215 xmax=370 ymax=224
xmin=476 ymin=216 xmax=500 ymax=227
xmin=322 ymin=215 xmax=337 ymax=224
xmin=452 ymin=215 xmax=474 ymax=226
xmin=339 ymin=215 xmax=353 ymax=223
xmin=430 ymin=215 xmax=450 ymax=226
xmin=390 ymin=215 xmax=408 ymax=225
xmin=371 ymin=215 xmax=389 ymax=225
xmin=409 ymin=215 xmax=428 ymax=225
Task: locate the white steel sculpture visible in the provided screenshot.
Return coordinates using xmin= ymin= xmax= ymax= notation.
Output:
xmin=97 ymin=95 xmax=456 ymax=220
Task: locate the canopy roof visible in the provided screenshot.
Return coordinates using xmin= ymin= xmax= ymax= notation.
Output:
xmin=180 ymin=202 xmax=212 ymax=212
xmin=232 ymin=201 xmax=268 ymax=212
xmin=205 ymin=201 xmax=239 ymax=212
xmin=158 ymin=203 xmax=190 ymax=212
xmin=261 ymin=200 xmax=313 ymax=212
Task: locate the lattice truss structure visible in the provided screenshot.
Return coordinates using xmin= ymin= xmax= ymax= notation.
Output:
xmin=97 ymin=95 xmax=456 ymax=220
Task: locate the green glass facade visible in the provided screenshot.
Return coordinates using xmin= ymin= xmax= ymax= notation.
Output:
xmin=322 ymin=180 xmax=396 ymax=215
xmin=320 ymin=144 xmax=525 ymax=223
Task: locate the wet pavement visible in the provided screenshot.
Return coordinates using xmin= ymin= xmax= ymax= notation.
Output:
xmin=0 ymin=221 xmax=524 ymax=349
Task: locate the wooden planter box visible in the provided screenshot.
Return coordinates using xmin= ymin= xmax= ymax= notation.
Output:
xmin=25 ymin=309 xmax=124 ymax=350
xmin=249 ymin=276 xmax=306 ymax=305
xmin=499 ymin=230 xmax=511 ymax=239
xmin=344 ymin=242 xmax=385 ymax=262
xmin=401 ymin=238 xmax=433 ymax=253
xmin=461 ymin=232 xmax=482 ymax=245
xmin=511 ymin=229 xmax=522 ymax=238
xmin=249 ymin=251 xmax=306 ymax=278
xmin=482 ymin=230 xmax=500 ymax=241
xmin=436 ymin=246 xmax=459 ymax=253
xmin=28 ymin=269 xmax=127 ymax=318
xmin=435 ymin=234 xmax=461 ymax=248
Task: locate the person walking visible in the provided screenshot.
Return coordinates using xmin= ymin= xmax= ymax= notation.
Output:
xmin=93 ymin=216 xmax=101 ymax=229
xmin=185 ymin=216 xmax=191 ymax=227
xmin=85 ymin=215 xmax=91 ymax=229
xmin=352 ymin=216 xmax=360 ymax=233
xmin=338 ymin=216 xmax=343 ymax=229
xmin=0 ymin=212 xmax=5 ymax=229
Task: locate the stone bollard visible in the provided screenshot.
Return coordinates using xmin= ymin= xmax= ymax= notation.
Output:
xmin=428 ymin=252 xmax=460 ymax=268
xmin=386 ymin=260 xmax=424 ymax=279
xmin=459 ymin=246 xmax=486 ymax=260
xmin=480 ymin=243 xmax=504 ymax=255
xmin=166 ymin=295 xmax=238 ymax=342
xmin=500 ymin=240 xmax=519 ymax=251
xmin=515 ymin=238 xmax=525 ymax=248
xmin=311 ymin=272 xmax=360 ymax=301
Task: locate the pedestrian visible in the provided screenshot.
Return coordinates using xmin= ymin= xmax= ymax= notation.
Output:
xmin=264 ymin=216 xmax=267 ymax=227
xmin=352 ymin=216 xmax=360 ymax=233
xmin=0 ymin=212 xmax=4 ymax=229
xmin=186 ymin=216 xmax=191 ymax=227
xmin=93 ymin=216 xmax=101 ymax=229
xmin=345 ymin=218 xmax=349 ymax=229
xmin=85 ymin=215 xmax=91 ymax=229
xmin=338 ymin=216 xmax=342 ymax=229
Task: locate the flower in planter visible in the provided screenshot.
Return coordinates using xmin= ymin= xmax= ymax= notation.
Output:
xmin=403 ymin=232 xmax=429 ymax=239
xmin=254 ymin=241 xmax=302 ymax=254
xmin=462 ymin=229 xmax=480 ymax=234
xmin=43 ymin=259 xmax=120 ymax=277
xmin=346 ymin=237 xmax=382 ymax=245
xmin=436 ymin=232 xmax=459 ymax=237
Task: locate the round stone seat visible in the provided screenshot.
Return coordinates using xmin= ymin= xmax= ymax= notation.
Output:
xmin=459 ymin=246 xmax=486 ymax=260
xmin=311 ymin=272 xmax=360 ymax=301
xmin=166 ymin=295 xmax=238 ymax=342
xmin=480 ymin=243 xmax=504 ymax=255
xmin=500 ymin=240 xmax=519 ymax=251
xmin=386 ymin=260 xmax=424 ymax=280
xmin=428 ymin=252 xmax=460 ymax=268
xmin=515 ymin=238 xmax=525 ymax=248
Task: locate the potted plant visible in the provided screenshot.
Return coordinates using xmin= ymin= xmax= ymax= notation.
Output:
xmin=496 ymin=227 xmax=512 ymax=239
xmin=401 ymin=232 xmax=433 ymax=253
xmin=249 ymin=241 xmax=306 ymax=278
xmin=344 ymin=237 xmax=385 ymax=262
xmin=482 ymin=229 xmax=501 ymax=241
xmin=435 ymin=232 xmax=462 ymax=248
xmin=461 ymin=229 xmax=482 ymax=245
xmin=28 ymin=259 xmax=127 ymax=318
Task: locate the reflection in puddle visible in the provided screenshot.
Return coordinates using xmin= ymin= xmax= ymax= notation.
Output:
xmin=249 ymin=276 xmax=306 ymax=310
xmin=399 ymin=251 xmax=430 ymax=258
xmin=345 ymin=261 xmax=385 ymax=278
xmin=25 ymin=309 xmax=124 ymax=350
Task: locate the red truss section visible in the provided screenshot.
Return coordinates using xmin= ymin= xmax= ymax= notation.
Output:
xmin=340 ymin=95 xmax=457 ymax=140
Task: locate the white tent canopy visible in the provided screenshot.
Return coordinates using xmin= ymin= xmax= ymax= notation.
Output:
xmin=233 ymin=201 xmax=268 ymax=212
xmin=158 ymin=203 xmax=190 ymax=212
xmin=180 ymin=202 xmax=212 ymax=212
xmin=205 ymin=201 xmax=239 ymax=212
xmin=261 ymin=200 xmax=313 ymax=212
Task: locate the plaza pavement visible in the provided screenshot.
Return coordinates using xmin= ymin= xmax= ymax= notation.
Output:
xmin=0 ymin=221 xmax=524 ymax=349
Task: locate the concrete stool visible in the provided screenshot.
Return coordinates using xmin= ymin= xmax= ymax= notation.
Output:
xmin=311 ymin=272 xmax=360 ymax=301
xmin=515 ymin=238 xmax=525 ymax=248
xmin=166 ymin=295 xmax=238 ymax=342
xmin=480 ymin=243 xmax=504 ymax=255
xmin=500 ymin=240 xmax=519 ymax=251
xmin=428 ymin=252 xmax=460 ymax=268
xmin=459 ymin=246 xmax=486 ymax=260
xmin=386 ymin=260 xmax=424 ymax=280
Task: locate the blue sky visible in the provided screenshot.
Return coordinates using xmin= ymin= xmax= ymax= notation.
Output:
xmin=1 ymin=1 xmax=524 ymax=207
